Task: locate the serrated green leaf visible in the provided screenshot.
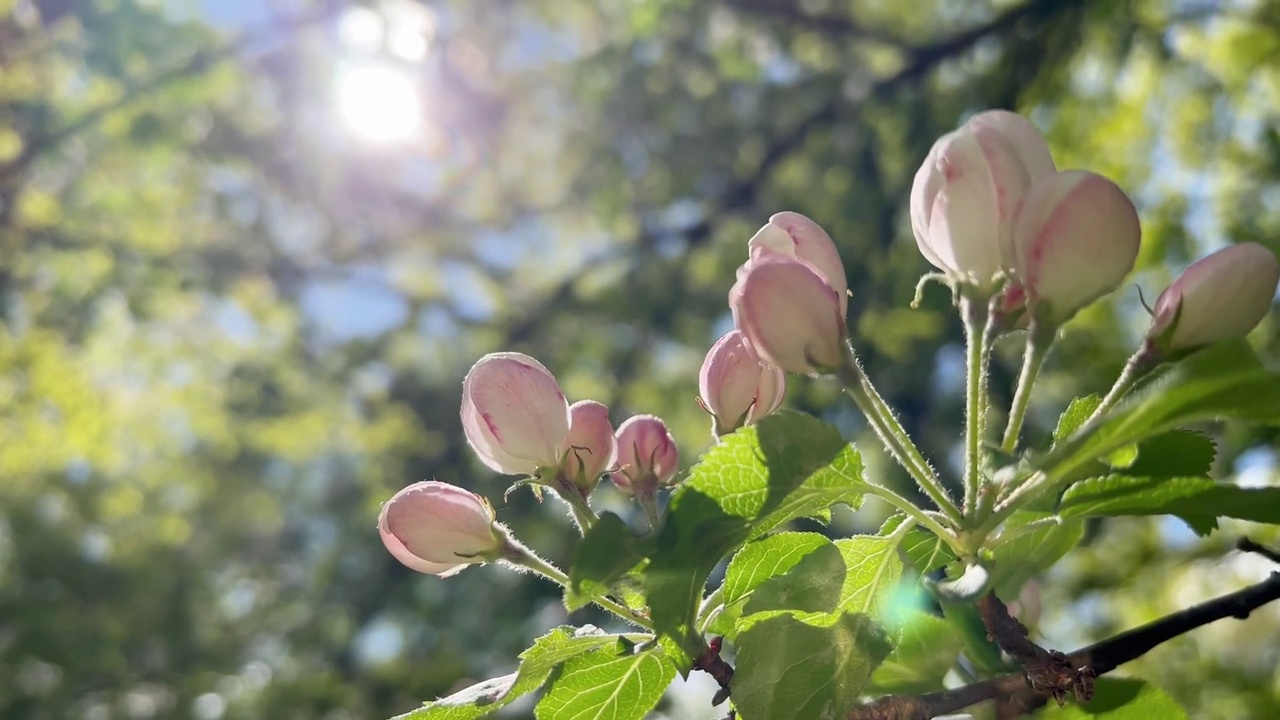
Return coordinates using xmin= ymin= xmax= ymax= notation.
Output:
xmin=534 ymin=643 xmax=675 ymax=720
xmin=1058 ymin=475 xmax=1280 ymax=535
xmin=1054 ymin=395 xmax=1101 ymax=444
xmin=833 ymin=536 xmax=905 ymax=617
xmin=396 ymin=626 xmax=621 ymax=720
xmin=731 ymin=611 xmax=893 ymax=720
xmin=704 ymin=532 xmax=831 ymax=635
xmin=1122 ymin=429 xmax=1215 ymax=477
xmin=986 ymin=512 xmax=1084 ymax=598
xmin=869 ymin=612 xmax=962 ymax=694
xmin=568 ymin=513 xmax=647 ymax=611
xmin=644 ymin=411 xmax=867 ymax=663
xmin=1032 ymin=678 xmax=1189 ymax=719
xmin=1040 ymin=341 xmax=1280 ymax=496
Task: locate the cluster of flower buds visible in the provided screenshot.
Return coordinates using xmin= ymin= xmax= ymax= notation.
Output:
xmin=911 ymin=110 xmax=1142 ymax=327
xmin=380 ymin=351 xmax=682 ymax=576
xmin=911 ymin=109 xmax=1280 ymax=345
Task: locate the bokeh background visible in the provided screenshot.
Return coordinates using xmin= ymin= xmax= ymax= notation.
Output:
xmin=2 ymin=0 xmax=1279 ymax=718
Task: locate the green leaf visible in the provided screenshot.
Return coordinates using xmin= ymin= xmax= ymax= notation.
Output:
xmin=705 ymin=532 xmax=833 ymax=635
xmin=1054 ymin=395 xmax=1101 ymax=443
xmin=869 ymin=612 xmax=962 ymax=694
xmin=731 ymin=611 xmax=893 ymax=720
xmin=643 ymin=411 xmax=867 ymax=663
xmin=1058 ymin=475 xmax=1280 ymax=535
xmin=986 ymin=512 xmax=1084 ymax=598
xmin=534 ymin=643 xmax=675 ymax=720
xmin=1042 ymin=341 xmax=1280 ymax=492
xmin=395 ymin=626 xmax=621 ymax=720
xmin=1121 ymin=430 xmax=1215 ymax=478
xmin=833 ymin=536 xmax=906 ymax=618
xmin=568 ymin=512 xmax=647 ymax=611
xmin=1033 ymin=678 xmax=1189 ymax=719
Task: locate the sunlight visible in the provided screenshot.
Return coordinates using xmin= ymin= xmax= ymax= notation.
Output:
xmin=335 ymin=64 xmax=422 ymax=144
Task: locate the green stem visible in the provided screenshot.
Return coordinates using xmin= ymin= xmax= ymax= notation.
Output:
xmin=502 ymin=537 xmax=654 ymax=630
xmin=864 ymin=483 xmax=967 ymax=557
xmin=1083 ymin=342 xmax=1156 ymax=429
xmin=961 ymin=296 xmax=989 ymax=518
xmin=836 ymin=343 xmax=964 ymax=526
xmin=552 ymin=474 xmax=599 ymax=534
xmin=999 ymin=321 xmax=1052 ymax=454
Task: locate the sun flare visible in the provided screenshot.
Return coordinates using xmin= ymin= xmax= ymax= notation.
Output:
xmin=335 ymin=64 xmax=422 ymax=144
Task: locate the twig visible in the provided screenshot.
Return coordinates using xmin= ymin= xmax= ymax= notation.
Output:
xmin=976 ymin=593 xmax=1094 ymax=707
xmin=1238 ymin=537 xmax=1280 ymax=565
xmin=694 ymin=636 xmax=735 ymax=706
xmin=847 ymin=570 xmax=1280 ymax=719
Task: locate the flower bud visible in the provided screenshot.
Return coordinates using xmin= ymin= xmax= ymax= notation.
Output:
xmin=1148 ymin=243 xmax=1280 ymax=351
xmin=748 ymin=211 xmax=849 ymax=317
xmin=461 ymin=352 xmax=571 ymax=476
xmin=729 ymin=255 xmax=847 ymax=374
xmin=378 ymin=481 xmax=503 ymax=577
xmin=561 ymin=400 xmax=617 ymax=491
xmin=611 ymin=414 xmax=679 ymax=495
xmin=1008 ymin=170 xmax=1140 ymax=325
xmin=699 ymin=329 xmax=786 ymax=435
xmin=910 ymin=110 xmax=1056 ymax=291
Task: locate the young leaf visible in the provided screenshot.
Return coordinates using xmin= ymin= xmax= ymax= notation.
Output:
xmin=1058 ymin=475 xmax=1280 ymax=535
xmin=986 ymin=512 xmax=1084 ymax=597
xmin=704 ymin=532 xmax=833 ymax=635
xmin=643 ymin=411 xmax=867 ymax=662
xmin=395 ymin=626 xmax=622 ymax=720
xmin=731 ymin=610 xmax=893 ymax=720
xmin=1120 ymin=430 xmax=1215 ymax=478
xmin=1034 ymin=341 xmax=1280 ymax=505
xmin=1054 ymin=394 xmax=1101 ymax=443
xmin=534 ymin=642 xmax=675 ymax=720
xmin=1032 ymin=677 xmax=1189 ymax=719
xmin=868 ymin=611 xmax=962 ymax=694
xmin=833 ymin=536 xmax=906 ymax=618
xmin=568 ymin=512 xmax=647 ymax=611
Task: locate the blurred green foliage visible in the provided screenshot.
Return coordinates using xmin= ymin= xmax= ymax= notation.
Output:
xmin=0 ymin=0 xmax=1278 ymax=718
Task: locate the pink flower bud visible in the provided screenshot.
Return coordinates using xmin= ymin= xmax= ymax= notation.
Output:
xmin=378 ymin=481 xmax=503 ymax=577
xmin=911 ymin=110 xmax=1056 ymax=290
xmin=561 ymin=400 xmax=617 ymax=490
xmin=748 ymin=211 xmax=849 ymax=317
xmin=610 ymin=415 xmax=679 ymax=495
xmin=461 ymin=352 xmax=571 ymax=476
xmin=1148 ymin=243 xmax=1280 ymax=351
xmin=729 ymin=255 xmax=847 ymax=374
xmin=699 ymin=329 xmax=786 ymax=434
xmin=1008 ymin=170 xmax=1140 ymax=324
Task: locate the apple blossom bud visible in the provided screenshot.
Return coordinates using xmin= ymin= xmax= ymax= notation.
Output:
xmin=461 ymin=352 xmax=571 ymax=476
xmin=378 ymin=481 xmax=503 ymax=577
xmin=1008 ymin=170 xmax=1140 ymax=325
xmin=910 ymin=110 xmax=1056 ymax=291
xmin=561 ymin=400 xmax=617 ymax=491
xmin=729 ymin=255 xmax=847 ymax=374
xmin=749 ymin=211 xmax=849 ymax=317
xmin=699 ymin=329 xmax=786 ymax=435
xmin=611 ymin=414 xmax=679 ymax=495
xmin=1148 ymin=243 xmax=1280 ymax=351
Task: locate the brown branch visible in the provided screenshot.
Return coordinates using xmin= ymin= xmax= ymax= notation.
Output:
xmin=847 ymin=569 xmax=1280 ymax=719
xmin=977 ymin=593 xmax=1094 ymax=706
xmin=694 ymin=636 xmax=735 ymax=706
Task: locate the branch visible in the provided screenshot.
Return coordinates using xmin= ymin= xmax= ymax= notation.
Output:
xmin=847 ymin=568 xmax=1280 ymax=719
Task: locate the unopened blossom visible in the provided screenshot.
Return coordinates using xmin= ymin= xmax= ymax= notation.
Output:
xmin=749 ymin=211 xmax=849 ymax=317
xmin=1007 ymin=170 xmax=1140 ymax=325
xmin=699 ymin=329 xmax=786 ymax=435
xmin=730 ymin=255 xmax=847 ymax=374
xmin=611 ymin=415 xmax=679 ymax=495
xmin=1148 ymin=243 xmax=1280 ymax=351
xmin=378 ymin=481 xmax=503 ymax=577
xmin=560 ymin=400 xmax=617 ymax=491
xmin=911 ymin=110 xmax=1056 ymax=291
xmin=461 ymin=352 xmax=571 ymax=476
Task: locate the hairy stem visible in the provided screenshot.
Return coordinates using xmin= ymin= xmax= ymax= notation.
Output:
xmin=1000 ymin=321 xmax=1051 ymax=454
xmin=836 ymin=343 xmax=963 ymax=526
xmin=501 ymin=535 xmax=652 ymax=630
xmin=962 ymin=296 xmax=990 ymax=517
